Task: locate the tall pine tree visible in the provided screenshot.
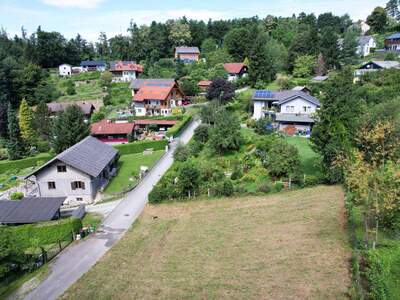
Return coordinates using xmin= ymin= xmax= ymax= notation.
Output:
xmin=6 ymin=105 xmax=27 ymax=160
xmin=52 ymin=105 xmax=89 ymax=153
xmin=35 ymin=100 xmax=51 ymax=140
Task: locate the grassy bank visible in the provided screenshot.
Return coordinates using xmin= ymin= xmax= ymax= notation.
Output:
xmin=61 ymin=185 xmax=350 ymax=299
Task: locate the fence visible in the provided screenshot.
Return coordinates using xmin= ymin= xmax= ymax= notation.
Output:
xmin=0 ymin=231 xmax=74 ymax=288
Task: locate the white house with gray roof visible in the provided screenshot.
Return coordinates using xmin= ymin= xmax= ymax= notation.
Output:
xmin=252 ymin=90 xmax=320 ymax=135
xmin=357 ymin=36 xmax=376 ymax=57
xmin=26 ymin=136 xmax=118 ymax=205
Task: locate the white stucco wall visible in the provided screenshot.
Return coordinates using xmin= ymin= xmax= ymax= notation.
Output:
xmin=59 ymin=64 xmax=72 ymax=76
xmin=35 ymin=161 xmax=94 ymax=204
xmin=279 ymin=97 xmax=318 ymax=114
xmin=253 ymin=100 xmax=266 ymax=120
xmin=134 ymin=102 xmax=146 ymax=116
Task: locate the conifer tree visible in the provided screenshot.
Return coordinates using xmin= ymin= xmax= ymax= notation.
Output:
xmin=6 ymin=105 xmax=27 ymax=160
xmin=18 ymin=99 xmax=36 ymax=144
xmin=35 ymin=100 xmax=51 ymax=139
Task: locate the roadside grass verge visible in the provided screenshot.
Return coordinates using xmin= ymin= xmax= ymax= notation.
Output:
xmin=105 ymin=151 xmax=164 ymax=194
xmin=61 ymin=185 xmax=350 ymax=300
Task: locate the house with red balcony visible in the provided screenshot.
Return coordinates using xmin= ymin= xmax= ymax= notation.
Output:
xmin=223 ymin=63 xmax=248 ymax=81
xmin=109 ymin=61 xmax=143 ymax=82
xmin=91 ymin=119 xmax=135 ymax=144
xmin=130 ymin=79 xmax=185 ymax=116
xmin=174 ymin=46 xmax=200 ymax=63
xmin=384 ymin=33 xmax=400 ymax=51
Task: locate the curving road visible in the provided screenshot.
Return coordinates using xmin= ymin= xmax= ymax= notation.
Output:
xmin=23 ymin=119 xmax=201 ymax=300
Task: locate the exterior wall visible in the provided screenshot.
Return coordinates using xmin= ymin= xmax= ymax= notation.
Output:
xmin=357 ymin=38 xmax=376 ymax=57
xmin=35 ymin=161 xmax=94 ymax=204
xmin=253 ymin=100 xmax=266 ymax=120
xmin=59 ymin=64 xmax=72 ymax=76
xmin=279 ymin=97 xmax=318 ymax=114
xmin=177 ymin=53 xmax=199 ymax=62
xmin=228 ymin=74 xmax=238 ymax=81
xmin=385 ymin=38 xmax=400 ymax=50
xmin=112 ymin=71 xmax=137 ymax=82
xmin=278 ymin=123 xmax=312 ymax=135
xmin=134 ymin=102 xmax=146 ymax=116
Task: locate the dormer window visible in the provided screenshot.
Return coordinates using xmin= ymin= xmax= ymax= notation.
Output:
xmin=57 ymin=165 xmax=67 ymax=172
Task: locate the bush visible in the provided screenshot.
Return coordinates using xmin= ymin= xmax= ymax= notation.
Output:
xmin=65 ymin=80 xmax=76 ymax=95
xmin=193 ymin=124 xmax=210 ymax=143
xmin=4 ymin=217 xmax=82 ymax=250
xmin=257 ymin=181 xmax=271 ymax=193
xmin=173 ymin=144 xmax=190 ymax=162
xmin=114 ymin=140 xmax=167 ymax=155
xmin=35 ymin=139 xmax=51 ymax=153
xmin=148 ymin=184 xmax=170 ymax=203
xmin=273 ymin=181 xmax=284 ymax=192
xmin=188 ymin=140 xmax=203 ymax=157
xmin=0 ymin=153 xmax=54 ymax=174
xmin=214 ymin=179 xmax=234 ymax=197
xmin=10 ymin=192 xmax=24 ymax=200
xmin=166 ymin=114 xmax=192 ymax=137
xmin=301 ymin=175 xmax=321 ymax=187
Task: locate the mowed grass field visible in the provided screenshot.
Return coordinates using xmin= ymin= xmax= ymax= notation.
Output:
xmin=62 ymin=185 xmax=350 ymax=300
xmin=285 ymin=136 xmax=321 ymax=176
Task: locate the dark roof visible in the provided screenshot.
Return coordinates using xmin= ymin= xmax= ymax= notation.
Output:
xmin=275 ymin=113 xmax=316 ymax=123
xmin=47 ymin=102 xmax=95 ymax=115
xmin=175 ymin=46 xmax=200 ymax=54
xmin=0 ymin=197 xmax=66 ymax=224
xmin=358 ymin=60 xmax=400 ymax=69
xmin=252 ymin=90 xmax=320 ymax=106
xmin=358 ymin=36 xmax=374 ymax=47
xmin=26 ymin=136 xmax=118 ymax=178
xmin=80 ymin=60 xmax=106 ymax=67
xmin=386 ymin=33 xmax=400 ymax=40
xmin=129 ymin=79 xmax=176 ymax=90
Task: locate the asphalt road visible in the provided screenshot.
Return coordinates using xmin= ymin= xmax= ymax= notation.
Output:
xmin=23 ymin=119 xmax=201 ymax=300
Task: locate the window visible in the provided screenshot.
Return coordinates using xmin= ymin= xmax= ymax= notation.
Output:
xmin=57 ymin=165 xmax=67 ymax=172
xmin=76 ymin=197 xmax=83 ymax=201
xmin=286 ymin=106 xmax=294 ymax=112
xmin=48 ymin=182 xmax=56 ymax=190
xmin=303 ymin=106 xmax=307 ymax=112
xmin=71 ymin=181 xmax=85 ymax=190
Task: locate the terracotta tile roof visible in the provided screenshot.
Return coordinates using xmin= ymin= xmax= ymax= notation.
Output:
xmin=133 ymin=85 xmax=173 ymax=102
xmin=198 ymin=80 xmax=212 ymax=87
xmin=223 ymin=63 xmax=246 ymax=74
xmin=91 ymin=119 xmax=135 ymax=135
xmin=134 ymin=119 xmax=177 ymax=126
xmin=110 ymin=61 xmax=143 ymax=72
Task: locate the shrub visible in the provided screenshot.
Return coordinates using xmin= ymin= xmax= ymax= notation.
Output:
xmin=188 ymin=140 xmax=203 ymax=157
xmin=173 ymin=144 xmax=190 ymax=162
xmin=166 ymin=114 xmax=192 ymax=137
xmin=10 ymin=192 xmax=24 ymax=200
xmin=193 ymin=124 xmax=210 ymax=143
xmin=301 ymin=175 xmax=321 ymax=187
xmin=35 ymin=139 xmax=51 ymax=153
xmin=257 ymin=181 xmax=271 ymax=193
xmin=273 ymin=181 xmax=284 ymax=192
xmin=148 ymin=184 xmax=170 ymax=203
xmin=114 ymin=140 xmax=167 ymax=155
xmin=214 ymin=179 xmax=234 ymax=197
xmin=4 ymin=217 xmax=82 ymax=250
xmin=0 ymin=153 xmax=54 ymax=174
xmin=65 ymin=80 xmax=76 ymax=95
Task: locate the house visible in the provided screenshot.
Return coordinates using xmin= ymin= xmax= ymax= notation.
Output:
xmin=134 ymin=119 xmax=177 ymax=132
xmin=109 ymin=61 xmax=143 ymax=82
xmin=354 ymin=61 xmax=400 ymax=78
xmin=80 ymin=60 xmax=106 ymax=72
xmin=291 ymin=86 xmax=311 ymax=94
xmin=312 ymin=75 xmax=329 ymax=82
xmin=357 ymin=36 xmax=376 ymax=57
xmin=91 ymin=119 xmax=135 ymax=144
xmin=130 ymin=79 xmax=186 ymax=116
xmin=384 ymin=33 xmax=400 ymax=51
xmin=174 ymin=46 xmax=200 ymax=63
xmin=223 ymin=63 xmax=248 ymax=81
xmin=59 ymin=64 xmax=72 ymax=77
xmin=25 ymin=136 xmax=118 ymax=205
xmin=198 ymin=80 xmax=212 ymax=93
xmin=47 ymin=102 xmax=95 ymax=120
xmin=0 ymin=197 xmax=66 ymax=225
xmin=252 ymin=90 xmax=320 ymax=135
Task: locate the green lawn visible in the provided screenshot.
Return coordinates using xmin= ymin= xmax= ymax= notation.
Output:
xmin=57 ymin=80 xmax=105 ymax=102
xmin=105 ymin=151 xmax=164 ymax=194
xmin=61 ymin=185 xmax=350 ymax=300
xmin=285 ymin=136 xmax=321 ymax=176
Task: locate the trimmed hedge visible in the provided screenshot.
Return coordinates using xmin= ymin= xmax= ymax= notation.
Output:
xmin=166 ymin=114 xmax=192 ymax=137
xmin=3 ymin=217 xmax=82 ymax=250
xmin=0 ymin=153 xmax=54 ymax=174
xmin=114 ymin=140 xmax=167 ymax=156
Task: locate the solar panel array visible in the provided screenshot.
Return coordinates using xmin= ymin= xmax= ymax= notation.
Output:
xmin=254 ymin=90 xmax=274 ymax=99
xmin=145 ymin=83 xmax=172 ymax=87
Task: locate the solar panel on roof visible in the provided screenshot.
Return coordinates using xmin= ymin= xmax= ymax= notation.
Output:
xmin=254 ymin=90 xmax=274 ymax=99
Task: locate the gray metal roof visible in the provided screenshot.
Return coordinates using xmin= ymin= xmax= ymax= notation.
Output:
xmin=386 ymin=32 xmax=400 ymax=40
xmin=129 ymin=78 xmax=175 ymax=90
xmin=0 ymin=197 xmax=66 ymax=224
xmin=80 ymin=60 xmax=106 ymax=67
xmin=275 ymin=113 xmax=316 ymax=123
xmin=175 ymin=46 xmax=200 ymax=54
xmin=357 ymin=60 xmax=400 ymax=70
xmin=252 ymin=90 xmax=320 ymax=106
xmin=27 ymin=136 xmax=118 ymax=178
xmin=357 ymin=36 xmax=374 ymax=47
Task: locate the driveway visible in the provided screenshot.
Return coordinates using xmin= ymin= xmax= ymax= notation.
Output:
xmin=23 ymin=119 xmax=201 ymax=300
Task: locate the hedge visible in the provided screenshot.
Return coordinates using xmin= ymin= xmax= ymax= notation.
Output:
xmin=0 ymin=153 xmax=54 ymax=174
xmin=3 ymin=217 xmax=82 ymax=250
xmin=166 ymin=114 xmax=192 ymax=137
xmin=114 ymin=140 xmax=167 ymax=156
